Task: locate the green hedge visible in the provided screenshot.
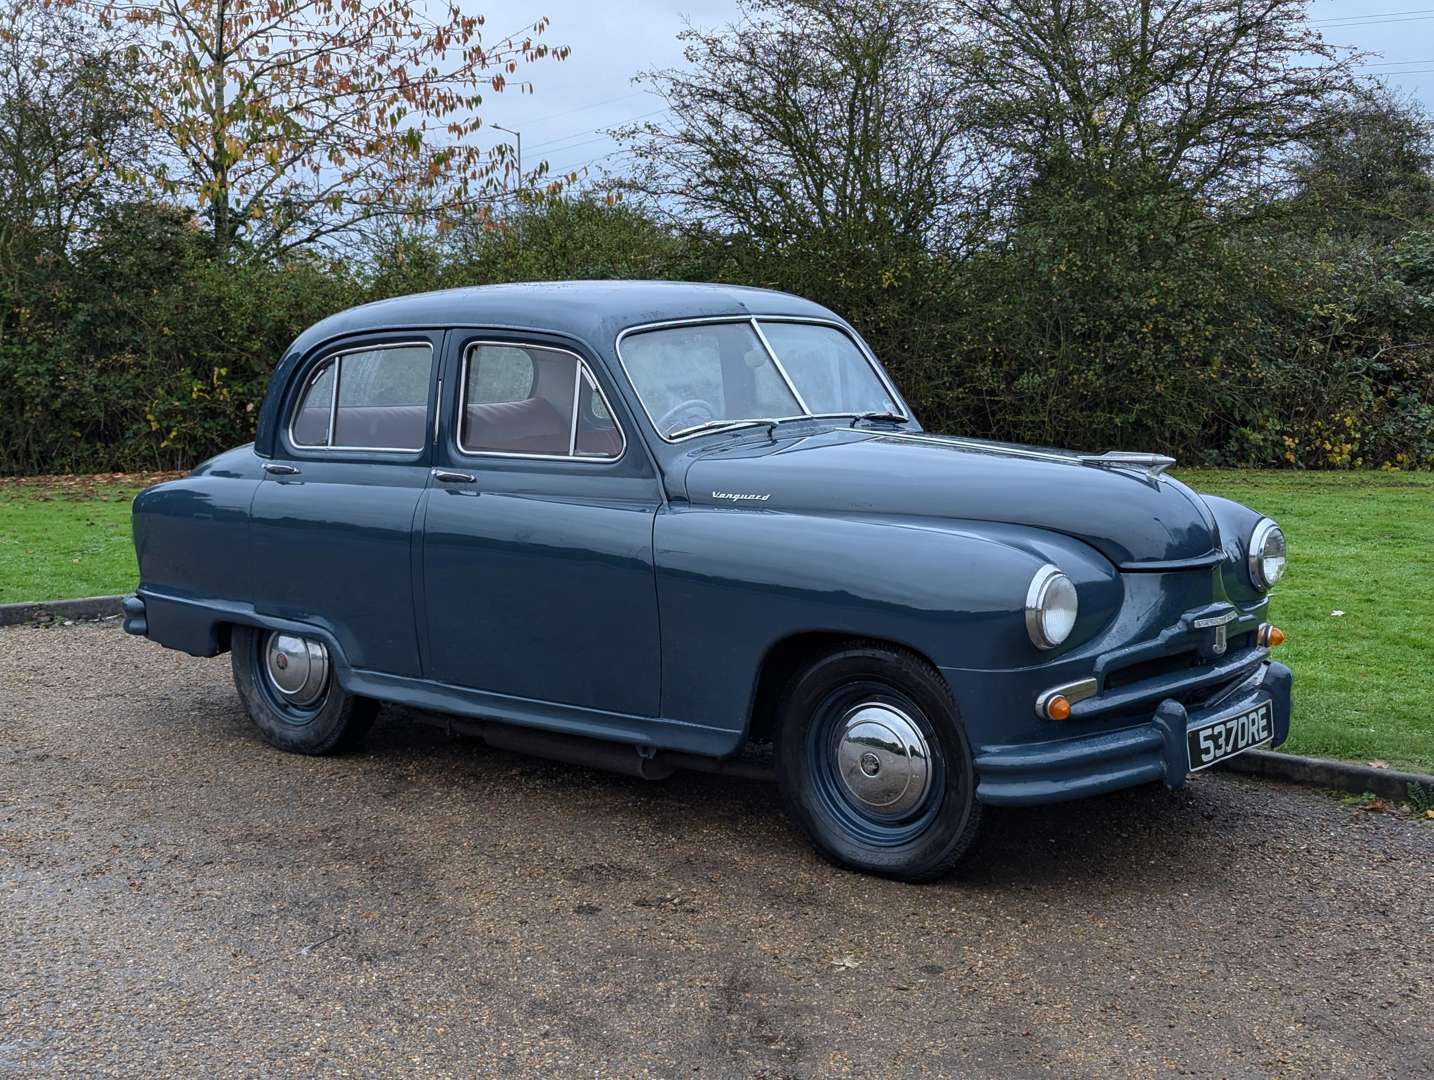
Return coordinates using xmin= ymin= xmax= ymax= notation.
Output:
xmin=2 ymin=199 xmax=1431 ymax=475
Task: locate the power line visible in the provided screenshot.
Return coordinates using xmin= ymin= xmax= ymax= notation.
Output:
xmin=1312 ymin=13 xmax=1434 ymax=28
xmin=523 ymin=106 xmax=673 ymax=154
xmin=516 ymin=90 xmax=658 ymax=129
xmin=1311 ymin=7 xmax=1434 ymax=25
xmin=547 ymin=147 xmax=637 ymax=178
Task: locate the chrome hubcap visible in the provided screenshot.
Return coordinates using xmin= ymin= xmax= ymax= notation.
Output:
xmin=833 ymin=703 xmax=932 ymax=818
xmin=264 ymin=632 xmax=329 ymax=707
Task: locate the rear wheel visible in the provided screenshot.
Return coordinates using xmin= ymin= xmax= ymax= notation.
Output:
xmin=774 ymin=643 xmax=982 ymax=882
xmin=230 ymin=625 xmax=376 ymax=754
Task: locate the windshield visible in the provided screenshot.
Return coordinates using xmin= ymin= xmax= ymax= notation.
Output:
xmin=620 ymin=319 xmax=901 ymax=438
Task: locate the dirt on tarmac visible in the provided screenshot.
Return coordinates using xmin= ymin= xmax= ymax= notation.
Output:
xmin=2 ymin=622 xmax=1431 ymax=1078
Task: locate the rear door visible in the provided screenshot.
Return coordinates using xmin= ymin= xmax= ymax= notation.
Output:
xmin=249 ymin=332 xmax=442 ymax=678
xmin=420 ymin=331 xmax=663 ymax=717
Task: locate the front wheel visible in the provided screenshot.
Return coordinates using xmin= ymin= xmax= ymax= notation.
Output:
xmin=230 ymin=625 xmax=376 ymax=754
xmin=774 ymin=643 xmax=982 ymax=882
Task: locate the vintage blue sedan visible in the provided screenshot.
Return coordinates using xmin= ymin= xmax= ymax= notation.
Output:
xmin=124 ymin=281 xmax=1291 ymax=880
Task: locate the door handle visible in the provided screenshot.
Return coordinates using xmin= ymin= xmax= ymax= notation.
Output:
xmin=432 ymin=470 xmax=476 ymax=484
xmin=263 ymin=463 xmax=301 ymax=475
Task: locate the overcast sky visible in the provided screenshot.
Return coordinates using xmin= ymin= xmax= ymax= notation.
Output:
xmin=473 ymin=1 xmax=1434 ymax=184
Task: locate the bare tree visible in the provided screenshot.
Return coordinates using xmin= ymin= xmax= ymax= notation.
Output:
xmin=0 ymin=3 xmax=152 ymax=253
xmin=1292 ymin=85 xmax=1434 ymax=236
xmin=949 ymin=0 xmax=1363 ymax=214
xmin=620 ymin=0 xmax=984 ymax=253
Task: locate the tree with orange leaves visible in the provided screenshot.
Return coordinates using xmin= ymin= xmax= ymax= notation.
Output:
xmin=46 ymin=0 xmax=568 ymax=254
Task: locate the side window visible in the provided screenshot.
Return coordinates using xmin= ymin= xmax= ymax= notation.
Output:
xmin=288 ymin=342 xmax=433 ymax=451
xmin=461 ymin=343 xmax=622 ymax=460
xmin=291 ymin=361 xmax=336 ymax=447
xmin=575 ymin=369 xmax=621 ymax=457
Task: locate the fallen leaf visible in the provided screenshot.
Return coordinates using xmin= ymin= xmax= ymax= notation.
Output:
xmin=1359 ymin=799 xmax=1393 ymax=813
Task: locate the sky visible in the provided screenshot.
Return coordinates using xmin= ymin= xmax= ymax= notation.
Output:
xmin=471 ymin=1 xmax=1434 ymax=186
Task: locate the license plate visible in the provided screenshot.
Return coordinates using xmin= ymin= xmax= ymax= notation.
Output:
xmin=1187 ymin=700 xmax=1273 ymax=772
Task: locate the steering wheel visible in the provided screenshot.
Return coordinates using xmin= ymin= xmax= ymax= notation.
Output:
xmin=656 ymin=398 xmax=717 ymax=433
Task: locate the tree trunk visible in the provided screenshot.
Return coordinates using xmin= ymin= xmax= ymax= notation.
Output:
xmin=210 ymin=0 xmax=229 ymax=250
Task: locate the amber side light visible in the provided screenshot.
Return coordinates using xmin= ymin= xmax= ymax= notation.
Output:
xmin=1046 ymin=695 xmax=1072 ymax=721
xmin=1257 ymin=624 xmax=1286 ymax=648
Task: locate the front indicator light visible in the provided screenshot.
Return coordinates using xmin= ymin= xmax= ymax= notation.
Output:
xmin=1257 ymin=623 xmax=1286 ymax=648
xmin=1035 ymin=677 xmax=1096 ymax=720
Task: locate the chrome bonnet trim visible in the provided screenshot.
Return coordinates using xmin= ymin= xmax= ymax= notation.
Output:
xmin=1079 ymin=451 xmax=1177 ymax=480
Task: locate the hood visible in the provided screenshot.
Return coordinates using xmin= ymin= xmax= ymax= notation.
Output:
xmin=680 ymin=429 xmax=1221 ymax=568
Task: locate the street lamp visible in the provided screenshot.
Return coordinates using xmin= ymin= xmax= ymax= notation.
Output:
xmin=491 ymin=123 xmax=523 ymax=249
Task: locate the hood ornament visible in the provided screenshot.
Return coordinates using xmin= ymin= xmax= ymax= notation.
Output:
xmin=1078 ymin=451 xmax=1177 ymax=481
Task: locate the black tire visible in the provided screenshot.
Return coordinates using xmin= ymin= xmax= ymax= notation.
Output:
xmin=230 ymin=625 xmax=376 ymax=755
xmin=774 ymin=642 xmax=983 ymax=882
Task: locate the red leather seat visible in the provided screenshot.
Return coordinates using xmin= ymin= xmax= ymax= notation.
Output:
xmin=289 ymin=397 xmax=616 ymax=456
xmin=463 ymin=398 xmax=568 ymax=455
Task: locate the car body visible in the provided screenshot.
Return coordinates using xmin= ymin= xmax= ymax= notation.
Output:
xmin=124 ymin=280 xmax=1292 ymax=880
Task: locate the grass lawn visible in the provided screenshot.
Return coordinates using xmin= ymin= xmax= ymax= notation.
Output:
xmin=1179 ymin=469 xmax=1434 ymax=773
xmin=2 ymin=469 xmax=1432 ymax=771
xmin=0 ymin=475 xmax=163 ymax=606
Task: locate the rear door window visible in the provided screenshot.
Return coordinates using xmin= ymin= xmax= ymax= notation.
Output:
xmin=289 ymin=342 xmax=434 ymax=451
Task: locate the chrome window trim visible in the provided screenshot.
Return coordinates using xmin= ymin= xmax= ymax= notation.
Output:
xmin=284 ymin=341 xmax=436 ymax=454
xmin=613 ymin=315 xmax=909 ymax=443
xmin=432 ymin=379 xmax=442 ymax=447
xmin=748 ymin=318 xmax=811 ymax=415
xmin=456 ymin=339 xmax=627 ymax=463
xmin=289 ymin=358 xmax=337 ymax=450
xmin=567 ymin=361 xmax=582 ymax=456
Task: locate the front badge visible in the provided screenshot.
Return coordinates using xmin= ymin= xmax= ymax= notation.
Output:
xmin=1193 ymin=610 xmax=1237 ymax=657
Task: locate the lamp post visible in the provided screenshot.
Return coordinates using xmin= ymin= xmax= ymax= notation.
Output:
xmin=491 ymin=123 xmax=523 ymax=250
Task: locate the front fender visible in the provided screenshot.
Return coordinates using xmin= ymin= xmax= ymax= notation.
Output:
xmin=1200 ymin=493 xmax=1268 ymax=605
xmin=653 ymin=507 xmax=1121 ymax=740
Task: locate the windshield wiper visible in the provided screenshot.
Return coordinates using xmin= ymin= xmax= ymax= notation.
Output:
xmin=668 ymin=417 xmax=781 ymax=440
xmin=670 ymin=412 xmax=906 ymax=440
xmin=849 ymin=411 xmax=907 ymax=426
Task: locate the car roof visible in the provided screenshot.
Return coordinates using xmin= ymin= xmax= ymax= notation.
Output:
xmin=287 ymin=280 xmax=841 ymax=356
xmin=255 ymin=280 xmax=850 ymax=458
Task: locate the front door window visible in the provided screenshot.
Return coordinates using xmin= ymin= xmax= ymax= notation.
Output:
xmin=459 ymin=342 xmax=623 ymax=460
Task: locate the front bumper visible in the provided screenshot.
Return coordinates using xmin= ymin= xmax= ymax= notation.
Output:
xmin=973 ymin=660 xmax=1292 ymax=805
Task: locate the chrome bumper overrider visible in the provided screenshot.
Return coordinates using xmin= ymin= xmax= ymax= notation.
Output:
xmin=121 ymin=594 xmax=147 ymax=637
xmin=974 ymin=660 xmax=1293 ymax=806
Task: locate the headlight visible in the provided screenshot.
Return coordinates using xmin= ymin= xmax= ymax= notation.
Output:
xmin=1025 ymin=564 xmax=1078 ymax=650
xmin=1248 ymin=518 xmax=1286 ymax=590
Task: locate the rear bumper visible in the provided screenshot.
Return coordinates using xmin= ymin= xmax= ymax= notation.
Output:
xmin=120 ymin=594 xmax=147 ymax=637
xmin=973 ymin=660 xmax=1292 ymax=805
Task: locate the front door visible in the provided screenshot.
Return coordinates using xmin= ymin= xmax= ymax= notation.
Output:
xmin=249 ymin=332 xmax=442 ymax=678
xmin=420 ymin=333 xmax=662 ymax=717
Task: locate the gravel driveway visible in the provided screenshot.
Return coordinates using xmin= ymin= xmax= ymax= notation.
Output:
xmin=2 ymin=623 xmax=1431 ymax=1078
